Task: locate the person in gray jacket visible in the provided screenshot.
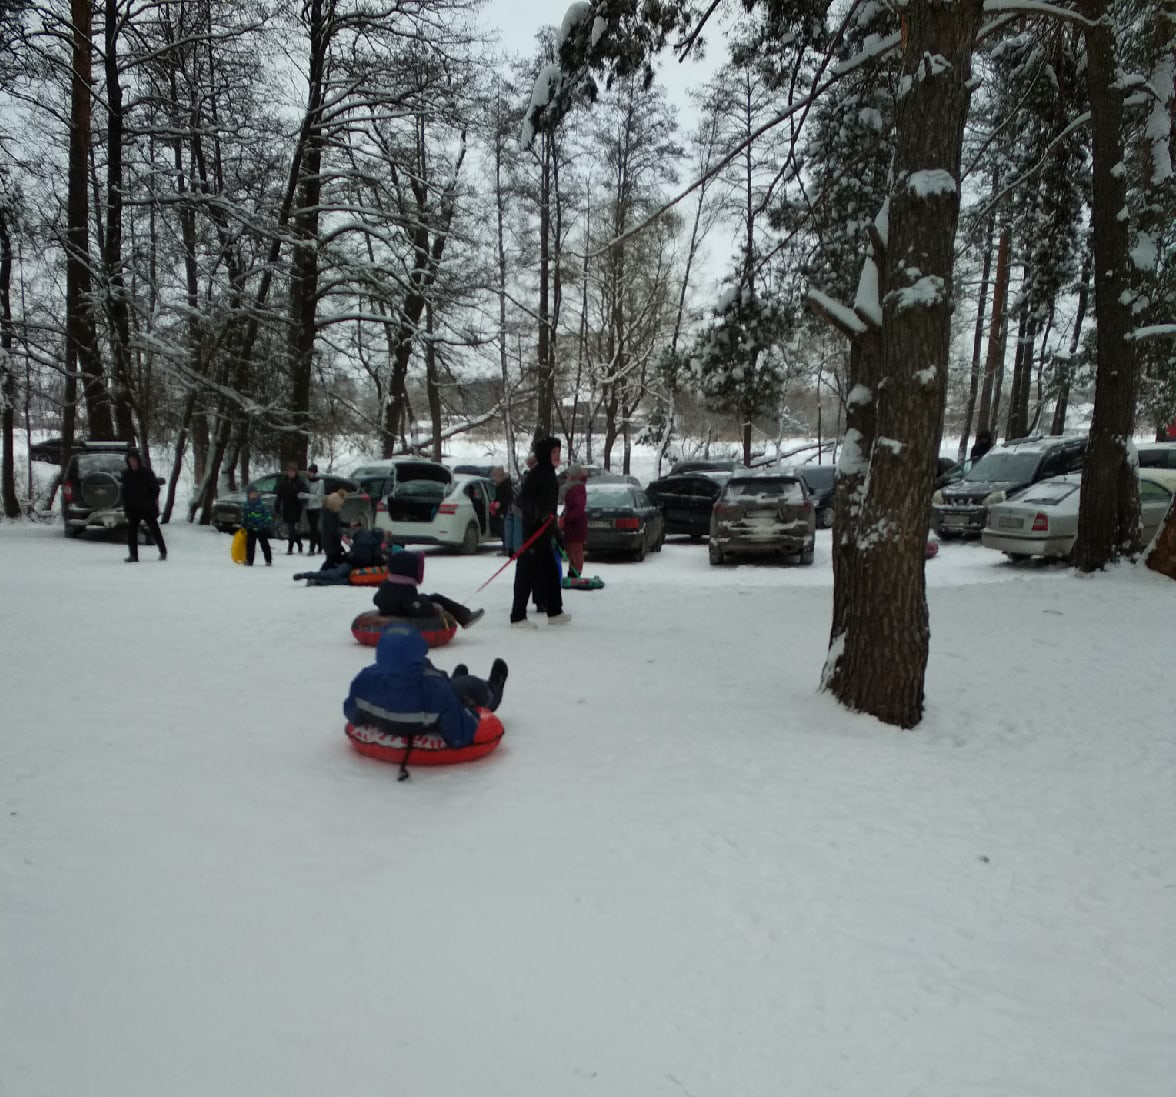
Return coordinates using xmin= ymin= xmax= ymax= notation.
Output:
xmin=301 ymin=464 xmax=325 ymax=554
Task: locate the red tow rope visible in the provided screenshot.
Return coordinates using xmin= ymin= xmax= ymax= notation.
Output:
xmin=472 ymin=516 xmax=552 ymax=594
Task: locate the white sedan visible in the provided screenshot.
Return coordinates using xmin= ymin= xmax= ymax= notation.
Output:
xmin=981 ymin=470 xmax=1173 ymax=560
xmin=373 ymin=473 xmax=499 ymax=554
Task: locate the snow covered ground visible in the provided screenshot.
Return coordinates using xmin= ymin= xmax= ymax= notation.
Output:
xmin=1 ymin=513 xmax=1173 ymax=1097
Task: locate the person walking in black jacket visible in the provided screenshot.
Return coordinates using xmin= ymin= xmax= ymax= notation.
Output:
xmin=121 ymin=451 xmax=167 ymax=562
xmin=274 ymin=463 xmax=308 ymax=554
xmin=510 ymin=437 xmax=569 ymax=628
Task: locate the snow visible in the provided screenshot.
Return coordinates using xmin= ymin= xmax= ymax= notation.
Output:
xmin=557 ymin=1 xmax=591 ymax=47
xmin=889 ymin=273 xmax=946 ymax=312
xmin=806 ymin=289 xmax=868 ymax=336
xmin=2 ymin=498 xmax=1175 ymax=1096
xmin=1129 ymin=231 xmax=1158 ymax=272
xmin=907 ymin=168 xmax=957 ymax=198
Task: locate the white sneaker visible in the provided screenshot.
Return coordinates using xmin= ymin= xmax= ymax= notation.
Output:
xmin=547 ymin=612 xmax=572 ymax=626
xmin=511 ymin=618 xmax=538 ymax=630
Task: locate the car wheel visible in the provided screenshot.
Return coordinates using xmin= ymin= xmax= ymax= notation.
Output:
xmin=800 ymin=545 xmax=815 ymax=566
xmin=708 ymin=540 xmax=725 ymax=566
xmin=818 ymin=507 xmax=834 ymax=529
xmin=63 ymin=522 xmax=82 ymax=539
xmin=460 ymin=521 xmax=479 ymax=555
xmin=634 ymin=534 xmax=648 ymax=562
xmin=653 ymin=527 xmax=665 ymax=551
xmin=1003 ymin=552 xmax=1031 ymax=562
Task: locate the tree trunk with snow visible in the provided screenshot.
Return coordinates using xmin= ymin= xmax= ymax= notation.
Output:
xmin=1071 ymin=0 xmax=1141 ymax=570
xmin=823 ymin=0 xmax=984 ymax=729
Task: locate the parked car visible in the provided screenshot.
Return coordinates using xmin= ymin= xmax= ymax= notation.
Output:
xmin=350 ymin=458 xmax=452 ymax=516
xmin=645 ymin=470 xmax=730 ymax=540
xmin=798 ymin=464 xmax=836 ymax=529
xmin=709 ymin=469 xmax=816 ymax=566
xmin=671 ymin=458 xmax=741 ymax=476
xmin=62 ymin=440 xmax=159 ymax=539
xmin=29 ymin=437 xmax=66 ymax=465
xmin=932 ymin=434 xmax=1088 ymax=537
xmin=453 ymin=463 xmax=495 ymax=478
xmin=981 ymin=469 xmax=1174 ymax=560
xmin=582 ymin=482 xmax=665 ymax=560
xmin=1136 ymin=442 xmax=1176 ymax=470
xmin=211 ymin=472 xmax=369 ymax=535
xmin=374 ymin=472 xmax=497 ymax=553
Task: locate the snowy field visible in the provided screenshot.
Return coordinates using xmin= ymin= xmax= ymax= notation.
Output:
xmin=1 ymin=514 xmax=1173 ymax=1097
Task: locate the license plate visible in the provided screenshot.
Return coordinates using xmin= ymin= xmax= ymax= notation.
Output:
xmin=943 ymin=514 xmax=969 ymax=526
xmin=997 ymin=516 xmax=1022 ymax=529
xmin=588 ymin=520 xmax=612 ymax=530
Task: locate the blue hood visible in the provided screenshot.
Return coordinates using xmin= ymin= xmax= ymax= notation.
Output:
xmin=375 ymin=626 xmax=429 ymax=674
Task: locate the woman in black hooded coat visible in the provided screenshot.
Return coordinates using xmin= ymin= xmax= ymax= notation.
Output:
xmin=509 ymin=437 xmax=568 ymax=627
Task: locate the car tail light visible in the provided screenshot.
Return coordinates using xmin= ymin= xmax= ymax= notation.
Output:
xmin=714 ymin=503 xmax=738 ymax=517
xmin=63 ymin=481 xmax=74 ymax=503
xmin=1031 ymin=512 xmax=1049 ymax=532
xmin=376 ymin=498 xmax=386 ymax=513
xmin=800 ymin=500 xmax=812 ymax=512
xmin=615 ymin=517 xmax=639 ymax=530
xmin=438 ymin=502 xmax=458 ymax=515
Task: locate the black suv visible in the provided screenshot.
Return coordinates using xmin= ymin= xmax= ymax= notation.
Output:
xmin=798 ymin=464 xmax=836 ymax=529
xmin=61 ymin=440 xmax=145 ymax=538
xmin=645 ymin=470 xmax=730 ymax=539
xmin=932 ymin=434 xmax=1088 ymax=537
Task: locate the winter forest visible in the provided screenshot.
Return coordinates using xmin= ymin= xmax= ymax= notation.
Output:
xmin=0 ymin=0 xmax=1174 ymax=726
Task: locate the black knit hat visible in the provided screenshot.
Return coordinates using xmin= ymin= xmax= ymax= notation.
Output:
xmin=385 ymin=550 xmax=424 ymax=584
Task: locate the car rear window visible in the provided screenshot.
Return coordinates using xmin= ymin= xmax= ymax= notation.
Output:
xmin=1138 ymin=446 xmax=1176 ymax=469
xmin=586 ymin=486 xmax=636 ymax=507
xmin=75 ymin=453 xmax=127 ymax=476
xmin=1016 ymin=480 xmax=1079 ymax=505
xmin=800 ymin=466 xmax=836 ymax=490
xmin=395 ymin=479 xmax=447 ymax=499
xmin=964 ymin=450 xmax=1049 ymax=483
xmin=725 ymin=477 xmax=805 ymax=501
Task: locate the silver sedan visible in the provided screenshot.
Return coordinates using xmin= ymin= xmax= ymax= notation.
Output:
xmin=981 ymin=471 xmax=1174 ymax=560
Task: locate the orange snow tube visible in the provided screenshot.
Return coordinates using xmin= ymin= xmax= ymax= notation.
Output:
xmin=350 ymin=610 xmax=457 ymax=649
xmin=347 ymin=566 xmax=387 ymax=586
xmin=345 ymin=708 xmax=505 ymax=767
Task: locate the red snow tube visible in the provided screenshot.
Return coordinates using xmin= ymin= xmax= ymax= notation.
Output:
xmin=346 ymin=708 xmax=505 ymax=766
xmin=350 ymin=610 xmax=457 ymax=649
xmin=348 ymin=566 xmax=387 ymax=586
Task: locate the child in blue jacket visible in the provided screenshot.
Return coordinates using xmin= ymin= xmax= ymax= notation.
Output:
xmin=343 ymin=627 xmax=507 ymax=748
xmin=241 ymin=486 xmax=273 ymax=566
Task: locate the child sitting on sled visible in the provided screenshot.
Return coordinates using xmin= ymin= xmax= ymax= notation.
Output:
xmin=344 ymin=627 xmax=508 ymax=748
xmin=373 ymin=550 xmax=485 ymax=629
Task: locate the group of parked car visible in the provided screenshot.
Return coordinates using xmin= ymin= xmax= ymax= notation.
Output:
xmin=44 ymin=435 xmax=1176 ymax=567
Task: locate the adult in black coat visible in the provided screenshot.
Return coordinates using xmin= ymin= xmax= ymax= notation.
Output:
xmin=318 ymin=489 xmax=347 ymax=568
xmin=274 ymin=463 xmax=308 ymax=554
xmin=509 ymin=436 xmax=567 ymax=627
xmin=121 ymin=451 xmax=167 ymax=562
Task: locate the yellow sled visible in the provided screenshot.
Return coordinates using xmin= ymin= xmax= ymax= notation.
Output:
xmin=230 ymin=527 xmax=247 ymax=565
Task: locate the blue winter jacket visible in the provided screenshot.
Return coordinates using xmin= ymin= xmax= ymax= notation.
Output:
xmin=343 ymin=627 xmax=478 ymax=748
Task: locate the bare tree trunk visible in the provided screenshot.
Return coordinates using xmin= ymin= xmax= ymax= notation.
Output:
xmin=103 ymin=0 xmax=136 ymax=444
xmin=976 ymin=227 xmax=1010 ymax=439
xmin=1073 ymin=0 xmax=1140 ymax=569
xmin=1051 ymin=246 xmax=1092 ymax=434
xmin=823 ymin=0 xmax=984 ymax=729
xmin=66 ymin=0 xmax=114 ymax=442
xmin=960 ymin=202 xmax=995 ymax=459
xmin=0 ymin=206 xmax=17 ymax=517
